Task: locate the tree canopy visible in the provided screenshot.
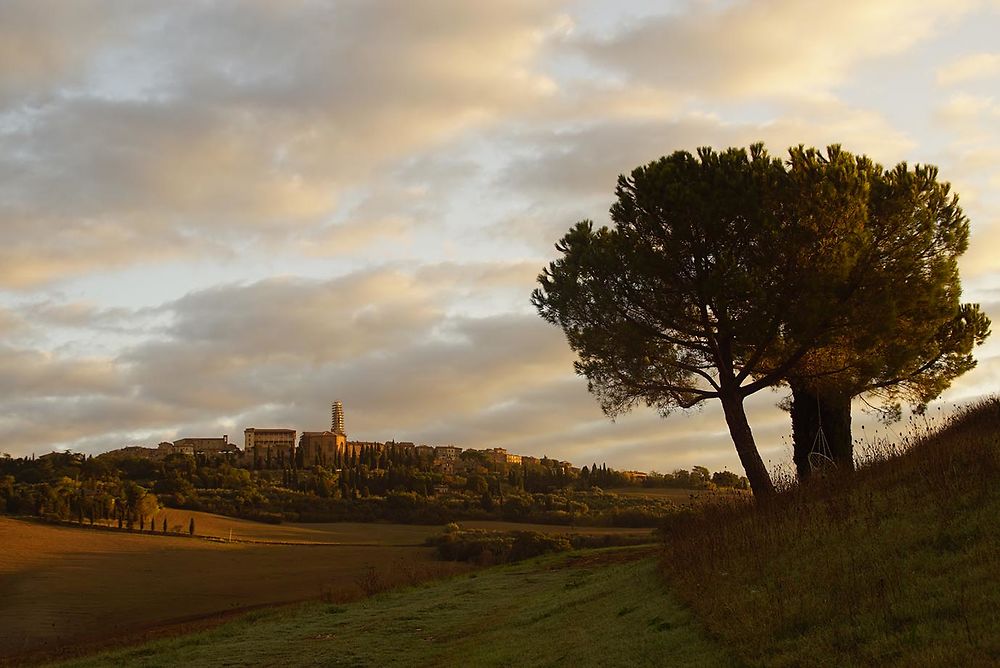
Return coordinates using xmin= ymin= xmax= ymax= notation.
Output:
xmin=532 ymin=144 xmax=989 ymax=496
xmin=777 ymin=155 xmax=990 ymax=476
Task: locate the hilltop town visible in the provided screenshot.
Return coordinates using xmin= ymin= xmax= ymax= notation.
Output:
xmin=2 ymin=400 xmax=749 ymax=532
xmin=98 ymin=401 xmax=597 ymax=481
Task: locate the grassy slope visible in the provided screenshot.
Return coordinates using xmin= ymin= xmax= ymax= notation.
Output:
xmin=661 ymin=398 xmax=1000 ymax=667
xmin=56 ymin=548 xmax=731 ymax=668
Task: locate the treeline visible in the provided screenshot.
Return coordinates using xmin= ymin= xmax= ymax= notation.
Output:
xmin=0 ymin=453 xmax=160 ymax=529
xmin=0 ymin=450 xmax=747 ymax=528
xmin=427 ymin=524 xmax=655 ymax=565
xmin=580 ymin=463 xmax=749 ymax=490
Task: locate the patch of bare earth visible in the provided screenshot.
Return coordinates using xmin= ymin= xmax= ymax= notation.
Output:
xmin=0 ymin=517 xmax=467 ymax=665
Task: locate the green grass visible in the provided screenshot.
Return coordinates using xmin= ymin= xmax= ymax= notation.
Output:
xmin=661 ymin=397 xmax=1000 ymax=667
xmin=55 ymin=548 xmax=731 ymax=668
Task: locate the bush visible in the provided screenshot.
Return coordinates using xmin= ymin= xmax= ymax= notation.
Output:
xmin=426 ymin=529 xmax=572 ymax=565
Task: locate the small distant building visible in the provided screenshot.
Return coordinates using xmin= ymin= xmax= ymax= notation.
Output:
xmin=414 ymin=445 xmax=434 ymax=459
xmin=345 ymin=440 xmax=383 ymax=458
xmin=434 ymin=445 xmax=462 ymax=461
xmin=624 ymin=470 xmax=648 ymax=483
xmin=521 ymin=456 xmax=540 ymax=466
xmin=384 ymin=441 xmax=414 ymax=457
xmin=299 ymin=431 xmax=346 ymax=468
xmin=244 ymin=428 xmax=296 ymax=469
xmin=174 ymin=435 xmax=237 ymax=456
xmin=115 ymin=446 xmax=158 ymax=459
xmin=484 ymin=448 xmax=509 ymax=466
xmin=158 ymin=441 xmax=194 ymax=457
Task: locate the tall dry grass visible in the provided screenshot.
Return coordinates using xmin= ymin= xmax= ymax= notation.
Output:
xmin=660 ymin=397 xmax=1000 ymax=667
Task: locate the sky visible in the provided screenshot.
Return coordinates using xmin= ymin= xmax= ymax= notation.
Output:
xmin=1 ymin=0 xmax=998 ymax=475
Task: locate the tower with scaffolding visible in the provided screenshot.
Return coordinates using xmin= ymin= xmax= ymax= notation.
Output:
xmin=331 ymin=400 xmax=345 ymax=436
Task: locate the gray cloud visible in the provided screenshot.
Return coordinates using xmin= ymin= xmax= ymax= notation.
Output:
xmin=0 ymin=1 xmax=129 ymax=105
xmin=0 ymin=345 xmax=122 ymax=401
xmin=0 ymin=1 xmax=565 ymax=287
xmin=503 ymin=108 xmax=915 ymax=200
xmin=0 ymin=265 xmax=762 ymax=472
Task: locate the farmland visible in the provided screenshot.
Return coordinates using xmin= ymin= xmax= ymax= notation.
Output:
xmin=56 ymin=547 xmax=731 ymax=668
xmin=148 ymin=509 xmax=656 ymax=545
xmin=0 ymin=514 xmax=653 ymax=663
xmin=0 ymin=516 xmax=462 ymax=662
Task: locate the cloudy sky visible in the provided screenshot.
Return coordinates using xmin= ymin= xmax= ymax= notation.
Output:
xmin=2 ymin=0 xmax=998 ymax=475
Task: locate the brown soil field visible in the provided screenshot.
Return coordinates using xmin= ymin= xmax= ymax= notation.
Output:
xmin=0 ymin=517 xmax=467 ymax=663
xmin=0 ymin=514 xmax=652 ymax=663
xmin=149 ymin=508 xmax=437 ymax=545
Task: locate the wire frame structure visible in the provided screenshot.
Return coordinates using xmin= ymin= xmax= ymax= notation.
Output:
xmin=807 ymin=408 xmax=838 ymax=475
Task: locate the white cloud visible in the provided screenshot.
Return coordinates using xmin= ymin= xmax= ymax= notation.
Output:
xmin=577 ymin=0 xmax=975 ymax=99
xmin=937 ymin=52 xmax=1000 ymax=86
xmin=501 ymin=104 xmax=914 ymax=205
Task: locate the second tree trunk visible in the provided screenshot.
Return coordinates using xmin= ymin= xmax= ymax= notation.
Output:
xmin=790 ymin=383 xmax=854 ymax=479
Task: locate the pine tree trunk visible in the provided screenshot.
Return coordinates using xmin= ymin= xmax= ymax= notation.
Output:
xmin=790 ymin=383 xmax=854 ymax=480
xmin=720 ymin=394 xmax=775 ymax=498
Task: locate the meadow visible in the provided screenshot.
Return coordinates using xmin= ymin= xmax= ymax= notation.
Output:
xmin=54 ymin=547 xmax=730 ymax=668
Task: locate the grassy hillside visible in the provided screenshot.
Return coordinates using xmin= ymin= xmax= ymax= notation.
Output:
xmin=661 ymin=397 xmax=1000 ymax=666
xmin=56 ymin=547 xmax=730 ymax=668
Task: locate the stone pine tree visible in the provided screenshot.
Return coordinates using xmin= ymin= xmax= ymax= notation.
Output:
xmin=533 ymin=144 xmax=973 ymax=497
xmin=778 ymin=154 xmax=991 ymax=478
xmin=532 ymin=144 xmax=860 ymax=495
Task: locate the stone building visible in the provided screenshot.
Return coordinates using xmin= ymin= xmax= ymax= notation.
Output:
xmin=173 ymin=435 xmax=238 ymax=456
xmin=298 ymin=431 xmax=347 ymax=468
xmin=434 ymin=445 xmax=462 ymax=462
xmin=244 ymin=428 xmax=296 ymax=469
xmin=158 ymin=441 xmax=194 ymax=457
